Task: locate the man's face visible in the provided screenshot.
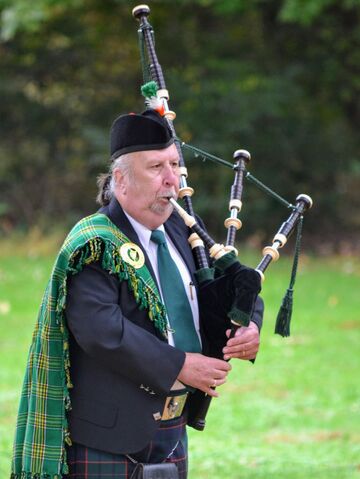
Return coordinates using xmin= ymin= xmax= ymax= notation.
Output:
xmin=114 ymin=143 xmax=180 ymax=229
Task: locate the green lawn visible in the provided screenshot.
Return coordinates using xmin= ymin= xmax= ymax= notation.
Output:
xmin=0 ymin=237 xmax=359 ymax=478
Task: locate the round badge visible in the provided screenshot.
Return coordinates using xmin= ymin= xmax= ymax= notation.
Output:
xmin=120 ymin=243 xmax=145 ymax=269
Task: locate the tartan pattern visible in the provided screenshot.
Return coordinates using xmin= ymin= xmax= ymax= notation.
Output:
xmin=65 ymin=445 xmax=131 ymax=478
xmin=127 ymin=415 xmax=187 ymax=466
xmin=11 ymin=213 xmax=168 ymax=479
xmin=64 ymin=416 xmax=188 ymax=479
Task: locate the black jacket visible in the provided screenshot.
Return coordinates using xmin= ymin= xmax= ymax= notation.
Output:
xmin=66 ymin=197 xmax=263 ymax=454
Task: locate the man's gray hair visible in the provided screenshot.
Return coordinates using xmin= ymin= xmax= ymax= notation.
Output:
xmin=96 ymin=153 xmax=133 ymax=206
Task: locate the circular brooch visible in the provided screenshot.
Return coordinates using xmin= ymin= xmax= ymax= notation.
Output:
xmin=120 ymin=243 xmax=145 ymax=269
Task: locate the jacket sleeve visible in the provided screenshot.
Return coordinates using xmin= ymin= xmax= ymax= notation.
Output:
xmin=66 ymin=261 xmax=186 ymax=396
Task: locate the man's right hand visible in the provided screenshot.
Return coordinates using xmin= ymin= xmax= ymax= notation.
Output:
xmin=177 ymin=353 xmax=231 ymax=397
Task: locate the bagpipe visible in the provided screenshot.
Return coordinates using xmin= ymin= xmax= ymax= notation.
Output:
xmin=132 ymin=4 xmax=313 ymax=430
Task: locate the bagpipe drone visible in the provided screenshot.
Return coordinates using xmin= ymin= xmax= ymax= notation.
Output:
xmin=132 ymin=4 xmax=313 ymax=431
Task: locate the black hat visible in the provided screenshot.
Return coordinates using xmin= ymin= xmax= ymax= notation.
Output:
xmin=110 ymin=109 xmax=174 ymax=159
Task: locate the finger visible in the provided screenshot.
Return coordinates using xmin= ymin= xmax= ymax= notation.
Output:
xmin=223 ymin=344 xmax=255 ymax=358
xmin=224 ymin=342 xmax=259 ymax=358
xmin=205 ymin=387 xmax=219 ymax=398
xmin=224 ymin=348 xmax=258 ymax=360
xmin=225 ymin=328 xmax=246 ymax=340
xmin=226 ymin=331 xmax=258 ymax=347
xmin=225 ymin=334 xmax=252 ymax=348
xmin=210 ymin=360 xmax=232 ymax=372
xmin=228 ymin=344 xmax=259 ymax=357
xmin=213 ymin=376 xmax=227 ymax=387
xmin=224 ymin=335 xmax=259 ymax=351
xmin=203 ymin=376 xmax=227 ymax=396
xmin=212 ymin=368 xmax=230 ymax=380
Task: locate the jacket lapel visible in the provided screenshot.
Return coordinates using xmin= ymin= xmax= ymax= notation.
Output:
xmin=100 ymin=198 xmax=197 ymax=285
xmin=100 ymin=198 xmax=158 ymax=283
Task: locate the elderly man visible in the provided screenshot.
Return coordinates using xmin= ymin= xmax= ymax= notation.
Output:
xmin=11 ymin=109 xmax=263 ymax=479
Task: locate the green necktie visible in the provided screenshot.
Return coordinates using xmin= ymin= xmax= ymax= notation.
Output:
xmin=151 ymin=230 xmax=201 ymax=353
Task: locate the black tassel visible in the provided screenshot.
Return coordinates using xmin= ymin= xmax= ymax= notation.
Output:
xmin=275 ymin=287 xmax=293 ymax=337
xmin=274 ymin=216 xmax=303 ymax=337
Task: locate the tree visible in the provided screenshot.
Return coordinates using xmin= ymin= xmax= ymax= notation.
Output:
xmin=1 ymin=0 xmax=359 ymax=250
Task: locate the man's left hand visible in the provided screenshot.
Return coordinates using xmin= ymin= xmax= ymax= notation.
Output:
xmin=222 ymin=322 xmax=260 ymax=361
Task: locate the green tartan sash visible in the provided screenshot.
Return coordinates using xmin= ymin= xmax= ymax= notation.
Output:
xmin=10 ymin=213 xmax=167 ymax=479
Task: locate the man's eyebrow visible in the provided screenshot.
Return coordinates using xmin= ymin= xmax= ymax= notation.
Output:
xmin=144 ymin=157 xmax=161 ymax=163
xmin=145 ymin=156 xmax=179 ymax=163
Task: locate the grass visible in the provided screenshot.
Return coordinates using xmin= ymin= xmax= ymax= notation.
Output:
xmin=0 ymin=233 xmax=359 ymax=478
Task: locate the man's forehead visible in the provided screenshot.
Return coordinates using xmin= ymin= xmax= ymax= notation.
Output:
xmin=133 ymin=145 xmax=180 ymax=162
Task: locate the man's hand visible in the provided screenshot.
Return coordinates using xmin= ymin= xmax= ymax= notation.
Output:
xmin=177 ymin=353 xmax=231 ymax=397
xmin=222 ymin=321 xmax=260 ymax=361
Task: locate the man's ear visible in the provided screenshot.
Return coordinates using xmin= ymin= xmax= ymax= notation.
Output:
xmin=114 ymin=168 xmax=127 ymax=193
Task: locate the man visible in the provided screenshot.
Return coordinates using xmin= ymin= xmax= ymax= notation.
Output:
xmin=11 ymin=109 xmax=263 ymax=479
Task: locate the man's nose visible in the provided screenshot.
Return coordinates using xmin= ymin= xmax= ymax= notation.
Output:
xmin=163 ymin=164 xmax=179 ymax=186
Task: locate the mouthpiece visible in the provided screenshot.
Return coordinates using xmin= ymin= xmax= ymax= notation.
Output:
xmin=169 ymin=198 xmax=196 ymax=228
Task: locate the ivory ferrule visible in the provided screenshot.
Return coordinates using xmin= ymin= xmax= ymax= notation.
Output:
xmin=188 ymin=232 xmax=204 ymax=249
xmin=157 ymin=89 xmax=169 ymax=100
xmin=273 ymin=233 xmax=287 ymax=247
xmin=229 ymin=199 xmax=242 ymax=211
xmin=234 ymin=149 xmax=251 ymax=163
xmin=224 ymin=217 xmax=242 ymax=230
xmin=209 ymin=243 xmax=227 ymax=259
xmin=296 ymin=193 xmax=313 ymax=209
xmin=262 ymin=245 xmax=280 ymax=262
xmin=224 ymin=245 xmax=238 ymax=256
xmin=132 ymin=4 xmax=150 ymax=17
xmin=178 ymin=186 xmax=194 ymax=198
xmin=164 ymin=110 xmax=176 ymax=121
xmin=169 ymin=198 xmax=196 ymax=227
xmin=179 ymin=167 xmax=188 ymax=178
xmin=255 ymin=269 xmax=265 ymax=282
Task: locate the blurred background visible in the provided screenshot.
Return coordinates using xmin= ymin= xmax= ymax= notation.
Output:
xmin=0 ymin=0 xmax=359 ymax=477
xmin=0 ymin=0 xmax=360 ymax=249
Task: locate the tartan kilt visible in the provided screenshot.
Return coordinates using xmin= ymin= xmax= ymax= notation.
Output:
xmin=63 ymin=415 xmax=188 ymax=479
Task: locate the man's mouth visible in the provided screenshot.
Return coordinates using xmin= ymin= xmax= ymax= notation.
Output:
xmin=158 ymin=191 xmax=177 ymax=202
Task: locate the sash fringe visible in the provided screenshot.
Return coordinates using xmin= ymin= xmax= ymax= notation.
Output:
xmin=11 ymin=214 xmax=167 ymax=479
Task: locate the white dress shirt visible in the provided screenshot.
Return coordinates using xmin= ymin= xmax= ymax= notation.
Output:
xmin=124 ymin=211 xmax=201 ymax=347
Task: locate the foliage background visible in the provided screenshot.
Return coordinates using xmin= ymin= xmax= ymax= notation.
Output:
xmin=1 ymin=0 xmax=360 ymax=250
xmin=1 ymin=0 xmax=360 ymax=477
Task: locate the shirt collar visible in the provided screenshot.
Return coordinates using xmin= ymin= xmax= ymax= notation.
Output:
xmin=123 ymin=210 xmax=165 ymax=249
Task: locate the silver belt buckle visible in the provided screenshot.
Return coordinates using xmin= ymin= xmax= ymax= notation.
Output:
xmin=162 ymin=393 xmax=188 ymax=420
xmin=162 ymin=380 xmax=188 ymax=420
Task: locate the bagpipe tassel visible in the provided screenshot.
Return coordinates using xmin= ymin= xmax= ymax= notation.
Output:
xmin=274 ymin=216 xmax=303 ymax=337
xmin=275 ymin=287 xmax=293 ymax=337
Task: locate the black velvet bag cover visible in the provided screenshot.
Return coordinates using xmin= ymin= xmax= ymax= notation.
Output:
xmin=197 ymin=252 xmax=261 ymax=358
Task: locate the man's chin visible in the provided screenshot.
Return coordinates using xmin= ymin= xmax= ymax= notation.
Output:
xmin=150 ymin=201 xmax=174 ymax=217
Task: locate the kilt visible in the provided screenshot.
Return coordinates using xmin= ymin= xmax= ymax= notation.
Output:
xmin=63 ymin=415 xmax=188 ymax=479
